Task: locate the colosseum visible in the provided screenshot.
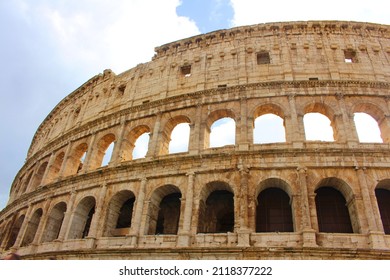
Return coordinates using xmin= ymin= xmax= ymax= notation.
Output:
xmin=1 ymin=20 xmax=390 ymax=260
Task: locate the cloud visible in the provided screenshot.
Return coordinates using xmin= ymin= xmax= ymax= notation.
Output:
xmin=0 ymin=0 xmax=200 ymax=210
xmin=303 ymin=113 xmax=334 ymax=141
xmin=354 ymin=113 xmax=382 ymax=143
xmin=230 ymin=0 xmax=390 ymax=26
xmin=169 ymin=123 xmax=191 ymax=153
xmin=210 ymin=118 xmax=236 ymax=147
xmin=38 ymin=0 xmax=200 ymax=73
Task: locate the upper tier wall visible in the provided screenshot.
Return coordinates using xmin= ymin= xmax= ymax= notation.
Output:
xmin=27 ymin=21 xmax=390 ymax=158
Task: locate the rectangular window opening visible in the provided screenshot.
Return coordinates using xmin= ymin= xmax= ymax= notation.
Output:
xmin=180 ymin=65 xmax=192 ymax=77
xmin=344 ymin=49 xmax=357 ymax=63
xmin=257 ymin=52 xmax=271 ymax=65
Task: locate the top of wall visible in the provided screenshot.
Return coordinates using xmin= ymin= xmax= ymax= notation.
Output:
xmin=154 ymin=20 xmax=390 ymax=59
xmin=25 ymin=20 xmax=390 ymax=161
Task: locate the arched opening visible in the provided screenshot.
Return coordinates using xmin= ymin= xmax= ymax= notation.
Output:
xmin=67 ymin=196 xmax=96 ymax=239
xmin=20 ymin=171 xmax=33 ymax=195
xmin=30 ymin=162 xmax=49 ymax=190
xmin=42 ymin=202 xmax=67 ymax=243
xmin=91 ymin=134 xmax=116 ymax=168
xmin=254 ymin=114 xmax=286 ymax=144
xmin=169 ymin=123 xmax=190 ymax=154
xmin=304 ymin=113 xmax=334 ymax=141
xmin=160 ymin=116 xmax=191 ymax=155
xmin=198 ymin=182 xmax=235 ymax=233
xmin=122 ymin=125 xmax=151 ymax=161
xmin=104 ymin=190 xmax=135 ymax=237
xmin=354 ymin=112 xmax=383 ymax=143
xmin=12 ymin=175 xmax=24 ymax=199
xmin=5 ymin=215 xmax=25 ymax=249
xmin=155 ymin=193 xmax=182 ymax=234
xmin=315 ymin=187 xmax=353 ymax=233
xmin=209 ymin=117 xmax=236 ymax=148
xmin=21 ymin=208 xmax=43 ymax=247
xmin=375 ymin=188 xmax=390 ymax=234
xmin=147 ymin=185 xmax=182 ymax=235
xmin=256 ymin=188 xmax=293 ymax=232
xmin=63 ymin=143 xmax=88 ymax=176
xmin=101 ymin=142 xmax=115 ymax=166
xmin=0 ymin=222 xmax=6 ymax=246
xmin=132 ymin=132 xmax=150 ymax=159
xmin=45 ymin=152 xmax=65 ymax=183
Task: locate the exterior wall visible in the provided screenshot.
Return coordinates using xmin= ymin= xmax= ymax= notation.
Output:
xmin=1 ymin=20 xmax=390 ymax=259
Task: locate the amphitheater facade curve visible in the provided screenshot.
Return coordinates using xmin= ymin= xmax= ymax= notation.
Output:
xmin=1 ymin=20 xmax=390 ymax=260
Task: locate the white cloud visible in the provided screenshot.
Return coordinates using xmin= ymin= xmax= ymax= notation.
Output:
xmin=304 ymin=113 xmax=334 ymax=141
xmin=34 ymin=0 xmax=200 ymax=73
xmin=230 ymin=0 xmax=390 ymax=27
xmin=354 ymin=113 xmax=383 ymax=143
xmin=133 ymin=133 xmax=150 ymax=159
xmin=169 ymin=123 xmax=190 ymax=153
xmin=210 ymin=118 xmax=236 ymax=147
xmin=254 ymin=114 xmax=286 ymax=144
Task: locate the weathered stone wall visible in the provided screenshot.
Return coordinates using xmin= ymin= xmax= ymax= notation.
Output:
xmin=1 ymin=21 xmax=390 ymax=259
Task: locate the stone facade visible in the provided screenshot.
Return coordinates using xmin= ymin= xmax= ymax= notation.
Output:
xmin=1 ymin=20 xmax=390 ymax=259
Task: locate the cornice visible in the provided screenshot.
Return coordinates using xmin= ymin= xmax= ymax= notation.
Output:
xmin=20 ymin=79 xmax=390 ymax=171
xmin=154 ymin=20 xmax=390 ymax=59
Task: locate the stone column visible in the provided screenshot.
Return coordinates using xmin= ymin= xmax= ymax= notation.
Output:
xmin=87 ymin=183 xmax=108 ymax=238
xmin=84 ymin=184 xmax=108 ymax=248
xmin=25 ymin=165 xmax=39 ymax=193
xmin=189 ymin=104 xmax=202 ymax=155
xmin=82 ymin=133 xmax=97 ymax=172
xmin=237 ymin=167 xmax=250 ymax=247
xmin=378 ymin=114 xmax=390 ymax=143
xmin=355 ymin=167 xmax=387 ymax=249
xmin=129 ymin=178 xmax=147 ymax=246
xmin=32 ymin=199 xmax=52 ymax=245
xmin=110 ymin=121 xmax=127 ymax=165
xmin=288 ymin=94 xmax=305 ymax=147
xmin=336 ymin=93 xmax=359 ymax=146
xmin=58 ymin=191 xmax=77 ymax=241
xmin=147 ymin=113 xmax=162 ymax=157
xmin=177 ymin=172 xmax=195 ymax=247
xmin=57 ymin=142 xmax=73 ymax=180
xmin=1 ymin=217 xmax=16 ymax=250
xmin=0 ymin=219 xmax=12 ymax=250
xmin=40 ymin=152 xmax=56 ymax=185
xmin=297 ymin=166 xmax=317 ymax=247
xmin=238 ymin=97 xmax=250 ymax=151
xmin=13 ymin=206 xmax=33 ymax=248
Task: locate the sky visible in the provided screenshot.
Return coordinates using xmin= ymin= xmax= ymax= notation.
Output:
xmin=0 ymin=0 xmax=389 ymax=210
